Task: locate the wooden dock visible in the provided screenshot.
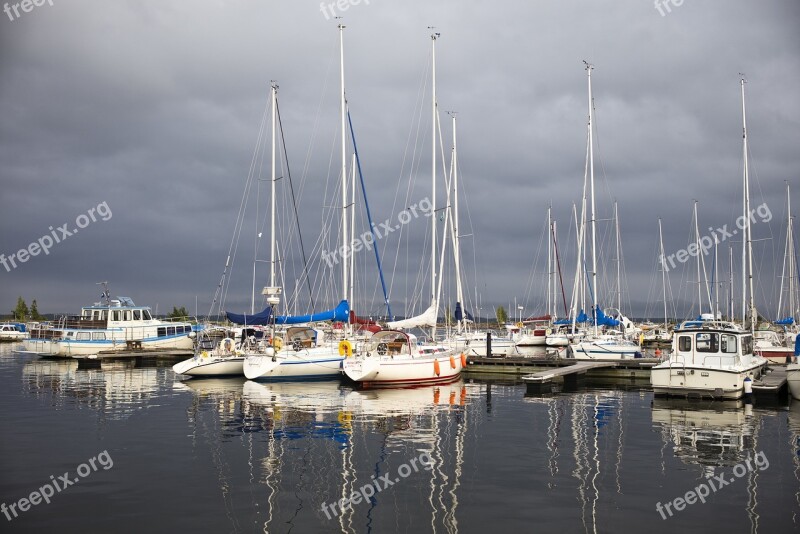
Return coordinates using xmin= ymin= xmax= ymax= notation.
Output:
xmin=751 ymin=366 xmax=788 ymax=393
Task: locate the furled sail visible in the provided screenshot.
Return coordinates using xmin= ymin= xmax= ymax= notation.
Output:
xmin=387 ymin=303 xmax=438 ymax=329
xmin=227 ymin=300 xmax=350 ymax=326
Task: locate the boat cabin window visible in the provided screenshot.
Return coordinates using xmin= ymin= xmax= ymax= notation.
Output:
xmin=76 ymin=332 xmax=91 ymax=340
xmin=92 ymin=332 xmax=106 ymax=340
xmin=157 ymin=327 xmax=166 ymax=337
xmin=124 ymin=311 xmax=132 ymax=321
xmin=720 ymin=334 xmax=737 ymax=354
xmin=112 ymin=311 xmax=121 ymax=321
xmin=133 ymin=310 xmax=141 ymax=321
xmin=696 ymin=333 xmax=719 ymax=353
xmin=143 ymin=310 xmax=152 ymax=320
xmin=742 ymin=335 xmax=753 ymax=355
xmin=678 ymin=336 xmax=692 ymax=352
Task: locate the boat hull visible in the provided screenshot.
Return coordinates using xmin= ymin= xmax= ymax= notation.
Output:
xmin=172 ymin=355 xmax=244 ymax=377
xmin=570 ymin=340 xmax=641 ymax=360
xmin=755 ymin=347 xmax=794 ymax=364
xmin=651 ymin=362 xmax=766 ymax=400
xmin=788 ymin=364 xmax=800 ymax=400
xmin=342 ymin=353 xmax=463 ymax=386
xmin=243 ymin=349 xmax=344 ymax=381
xmin=23 ymin=334 xmax=194 ymax=357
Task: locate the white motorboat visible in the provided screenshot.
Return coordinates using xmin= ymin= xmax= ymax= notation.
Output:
xmin=570 ymin=330 xmax=642 ymax=360
xmin=22 ymin=286 xmax=194 ymax=357
xmin=753 ymin=329 xmax=794 ymax=364
xmin=0 ymin=323 xmax=28 ymax=341
xmin=342 ymin=330 xmax=464 ymax=387
xmin=172 ymin=332 xmax=246 ymax=377
xmin=650 ymin=319 xmax=768 ymax=399
xmin=788 ymin=363 xmax=800 ymax=400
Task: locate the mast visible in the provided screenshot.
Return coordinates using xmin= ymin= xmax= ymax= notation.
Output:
xmin=547 ymin=206 xmax=552 ymax=321
xmin=714 ymin=237 xmax=719 ymax=319
xmin=339 ymin=23 xmax=348 ymax=309
xmin=658 ymin=218 xmax=667 ymax=330
xmin=349 ymin=154 xmax=356 ymax=314
xmin=585 ymin=61 xmax=598 ymax=335
xmin=270 ymin=82 xmax=277 ymax=291
xmin=741 ymin=76 xmax=756 ymax=335
xmin=615 ymin=201 xmax=621 ymax=314
xmin=450 ymin=112 xmax=465 ymax=333
xmin=694 ymin=201 xmax=703 ymax=316
xmin=778 ymin=182 xmax=795 ymax=321
xmin=430 ymin=29 xmax=440 ymax=340
xmin=729 ymin=245 xmax=734 ymax=321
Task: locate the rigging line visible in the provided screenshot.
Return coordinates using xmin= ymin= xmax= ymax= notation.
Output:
xmin=276 ymin=97 xmax=315 ymax=310
xmin=347 ymin=108 xmax=392 ymax=318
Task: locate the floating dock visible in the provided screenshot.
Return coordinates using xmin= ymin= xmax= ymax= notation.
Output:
xmin=751 ymin=366 xmax=788 ymax=393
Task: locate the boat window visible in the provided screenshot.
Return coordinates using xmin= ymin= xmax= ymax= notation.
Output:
xmin=100 ymin=310 xmax=108 ymax=321
xmin=133 ymin=310 xmax=141 ymax=321
xmin=741 ymin=335 xmax=753 ymax=355
xmin=143 ymin=310 xmax=152 ymax=320
xmin=167 ymin=326 xmax=176 ymax=336
xmin=696 ymin=333 xmax=719 ymax=353
xmin=92 ymin=332 xmax=106 ymax=340
xmin=76 ymin=332 xmax=90 ymax=340
xmin=721 ymin=334 xmax=737 ymax=354
xmin=124 ymin=311 xmax=132 ymax=321
xmin=678 ymin=336 xmax=692 ymax=352
xmin=157 ymin=327 xmax=166 ymax=337
xmin=112 ymin=311 xmax=120 ymax=321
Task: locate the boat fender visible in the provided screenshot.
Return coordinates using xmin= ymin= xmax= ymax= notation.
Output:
xmin=433 ymin=359 xmax=441 ymax=376
xmin=273 ymin=337 xmax=283 ymax=350
xmin=743 ymin=376 xmax=753 ymax=396
xmin=450 ymin=355 xmax=456 ymax=369
xmin=460 ymin=353 xmax=467 ymax=368
xmin=338 ymin=340 xmax=353 ymax=357
xmin=221 ymin=338 xmax=234 ymax=353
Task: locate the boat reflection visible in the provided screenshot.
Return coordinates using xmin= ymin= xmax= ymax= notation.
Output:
xmin=21 ymin=357 xmax=171 ymax=420
xmin=173 ymin=377 xmax=475 ymax=533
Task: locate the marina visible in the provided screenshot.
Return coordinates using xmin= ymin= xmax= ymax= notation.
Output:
xmin=1 ymin=2 xmax=798 ymax=533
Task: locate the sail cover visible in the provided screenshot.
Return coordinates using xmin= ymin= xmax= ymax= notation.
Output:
xmin=454 ymin=302 xmax=474 ymax=322
xmin=387 ymin=303 xmax=438 ymax=329
xmin=227 ymin=300 xmax=350 ymax=326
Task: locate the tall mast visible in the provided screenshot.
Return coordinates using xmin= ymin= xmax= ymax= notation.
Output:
xmin=270 ymin=82 xmax=277 ymax=291
xmin=658 ymin=219 xmax=667 ymax=330
xmin=741 ymin=76 xmax=755 ymax=334
xmin=714 ymin=237 xmax=719 ymax=318
xmin=430 ymin=29 xmax=439 ymax=339
xmin=729 ymin=245 xmax=734 ymax=321
xmin=615 ymin=201 xmax=621 ymax=314
xmin=547 ymin=206 xmax=552 ymax=321
xmin=450 ymin=112 xmax=464 ymax=332
xmin=339 ymin=23 xmax=348 ymax=307
xmin=694 ymin=200 xmax=702 ymax=316
xmin=585 ymin=61 xmax=598 ymax=335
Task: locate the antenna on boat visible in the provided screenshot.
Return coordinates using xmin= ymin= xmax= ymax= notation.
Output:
xmin=96 ymin=281 xmax=110 ymax=306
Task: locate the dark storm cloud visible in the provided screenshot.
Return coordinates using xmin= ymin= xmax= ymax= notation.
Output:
xmin=1 ymin=0 xmax=798 ymax=321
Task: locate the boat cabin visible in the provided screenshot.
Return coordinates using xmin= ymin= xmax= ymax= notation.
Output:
xmin=284 ymin=326 xmax=325 ymax=350
xmin=672 ymin=321 xmax=753 ymax=366
xmin=366 ymin=330 xmax=416 ymax=356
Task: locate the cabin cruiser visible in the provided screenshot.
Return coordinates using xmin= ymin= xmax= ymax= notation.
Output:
xmin=0 ymin=323 xmax=28 ymax=341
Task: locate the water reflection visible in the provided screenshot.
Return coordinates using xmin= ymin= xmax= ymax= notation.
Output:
xmin=172 ymin=376 xmax=477 ymax=533
xmin=21 ymin=356 xmax=176 ymax=421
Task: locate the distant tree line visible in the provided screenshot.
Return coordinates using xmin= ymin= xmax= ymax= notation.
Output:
xmin=10 ymin=297 xmax=45 ymax=321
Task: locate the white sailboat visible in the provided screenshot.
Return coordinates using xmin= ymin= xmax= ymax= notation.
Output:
xmin=242 ymin=24 xmax=354 ymax=381
xmin=569 ymin=63 xmax=640 ymax=360
xmin=343 ymin=31 xmax=463 ymax=385
xmin=651 ymin=77 xmax=768 ymax=399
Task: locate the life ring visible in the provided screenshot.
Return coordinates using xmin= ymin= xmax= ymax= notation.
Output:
xmin=377 ymin=342 xmax=388 ymax=356
xmin=516 ymin=322 xmax=524 ymax=329
xmin=338 ymin=340 xmax=353 ymax=357
xmin=273 ymin=337 xmax=283 ymax=350
xmin=201 ymin=351 xmax=208 ymax=359
xmin=220 ymin=338 xmax=235 ymax=354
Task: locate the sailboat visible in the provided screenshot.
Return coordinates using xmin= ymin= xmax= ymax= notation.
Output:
xmin=569 ymin=63 xmax=641 ymax=360
xmin=651 ymin=77 xmax=768 ymax=399
xmin=342 ymin=31 xmax=464 ymax=386
xmin=241 ymin=25 xmax=355 ymax=381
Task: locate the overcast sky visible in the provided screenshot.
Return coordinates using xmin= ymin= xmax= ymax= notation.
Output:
xmin=1 ymin=0 xmax=798 ymax=322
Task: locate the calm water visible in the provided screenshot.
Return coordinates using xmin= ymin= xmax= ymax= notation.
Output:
xmin=1 ymin=343 xmax=799 ymax=533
